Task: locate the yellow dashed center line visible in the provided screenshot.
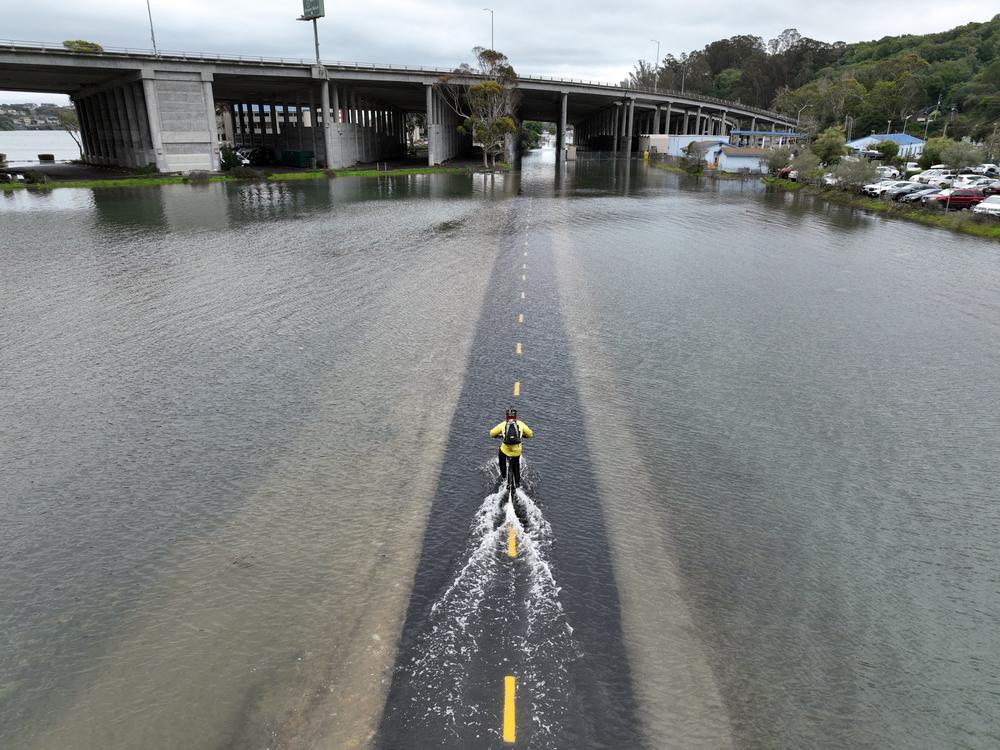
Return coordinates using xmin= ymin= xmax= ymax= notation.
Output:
xmin=515 ymin=342 xmax=522 ymax=355
xmin=513 ymin=381 xmax=520 ymax=397
xmin=517 ymin=313 xmax=524 ymax=324
xmin=507 ymin=526 xmax=517 ymax=557
xmin=503 ymin=676 xmax=517 ymax=743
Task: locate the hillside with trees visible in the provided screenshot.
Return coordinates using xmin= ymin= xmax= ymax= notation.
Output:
xmin=627 ymin=14 xmax=1000 ymax=141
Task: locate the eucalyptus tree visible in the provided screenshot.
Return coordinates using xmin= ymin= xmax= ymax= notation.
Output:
xmin=436 ymin=48 xmax=520 ymax=169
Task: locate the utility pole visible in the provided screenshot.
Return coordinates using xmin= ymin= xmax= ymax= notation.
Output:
xmin=924 ymin=95 xmax=941 ymax=141
xmin=650 ymin=39 xmax=660 ymax=93
xmin=145 ymin=0 xmax=158 ymax=56
xmin=483 ymin=8 xmax=494 ymax=50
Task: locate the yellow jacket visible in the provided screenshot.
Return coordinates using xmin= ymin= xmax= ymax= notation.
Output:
xmin=490 ymin=420 xmax=533 ymax=457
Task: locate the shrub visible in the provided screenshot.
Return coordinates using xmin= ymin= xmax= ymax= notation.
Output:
xmin=23 ymin=171 xmax=50 ymax=184
xmin=219 ymin=145 xmax=240 ymax=171
xmin=62 ymin=40 xmax=104 ymax=53
xmin=135 ymin=162 xmax=159 ymax=175
xmin=184 ymin=170 xmax=211 ymax=183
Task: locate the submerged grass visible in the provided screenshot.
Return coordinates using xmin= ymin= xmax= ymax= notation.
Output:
xmin=763 ymin=178 xmax=1000 ymax=240
xmin=268 ymin=165 xmax=476 ymax=181
xmin=0 ymin=175 xmax=233 ymax=191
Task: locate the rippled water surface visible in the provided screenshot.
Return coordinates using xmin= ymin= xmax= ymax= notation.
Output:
xmin=2 ymin=153 xmax=999 ymax=749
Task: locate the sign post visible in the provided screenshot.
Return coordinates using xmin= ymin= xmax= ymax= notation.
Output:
xmin=298 ymin=0 xmax=326 ymax=65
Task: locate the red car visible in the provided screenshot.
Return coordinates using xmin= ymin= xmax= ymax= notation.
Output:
xmin=927 ymin=188 xmax=986 ymax=210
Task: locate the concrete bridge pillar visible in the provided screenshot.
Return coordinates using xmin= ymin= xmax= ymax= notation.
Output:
xmin=652 ymin=106 xmax=660 ymax=137
xmin=426 ymin=84 xmax=437 ymax=166
xmin=625 ymin=98 xmax=635 ymax=155
xmin=663 ymin=102 xmax=672 ymax=135
xmin=557 ymin=91 xmax=568 ymax=162
xmin=613 ymin=102 xmax=621 ymax=153
xmin=140 ymin=73 xmax=166 ymax=171
xmin=202 ymin=74 xmax=220 ymax=171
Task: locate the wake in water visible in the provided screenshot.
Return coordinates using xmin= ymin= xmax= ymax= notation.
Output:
xmin=395 ymin=460 xmax=579 ymax=745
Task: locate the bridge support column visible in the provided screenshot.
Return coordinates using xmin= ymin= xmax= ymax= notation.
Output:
xmin=624 ymin=98 xmax=635 ymax=155
xmin=652 ymin=106 xmax=660 ymax=137
xmin=612 ymin=103 xmax=620 ymax=154
xmin=557 ymin=91 xmax=567 ymax=163
xmin=426 ymin=84 xmax=437 ymax=166
xmin=202 ymin=74 xmax=220 ymax=171
xmin=663 ymin=102 xmax=672 ymax=135
xmin=320 ymin=78 xmax=336 ymax=168
xmin=140 ymin=73 xmax=167 ymax=171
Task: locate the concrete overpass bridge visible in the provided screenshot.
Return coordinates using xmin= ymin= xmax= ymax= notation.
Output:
xmin=0 ymin=40 xmax=795 ymax=172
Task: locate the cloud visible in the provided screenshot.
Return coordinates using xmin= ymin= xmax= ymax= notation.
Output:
xmin=1 ymin=0 xmax=996 ymax=104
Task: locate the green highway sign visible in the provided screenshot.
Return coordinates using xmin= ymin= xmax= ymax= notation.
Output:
xmin=302 ymin=0 xmax=325 ymax=19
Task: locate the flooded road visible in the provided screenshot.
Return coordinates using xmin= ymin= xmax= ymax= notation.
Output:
xmin=2 ymin=153 xmax=999 ymax=748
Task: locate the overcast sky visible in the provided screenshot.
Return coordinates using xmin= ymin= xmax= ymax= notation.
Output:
xmin=2 ymin=0 xmax=995 ymax=104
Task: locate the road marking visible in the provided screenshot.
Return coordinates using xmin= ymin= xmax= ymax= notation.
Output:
xmin=521 ymin=291 xmax=526 ymax=299
xmin=515 ymin=342 xmax=522 ymax=355
xmin=513 ymin=381 xmax=520 ymax=397
xmin=524 ymin=251 xmax=528 ymax=256
xmin=521 ymin=274 xmax=526 ymax=281
xmin=522 ymin=263 xmax=527 ymax=269
xmin=507 ymin=526 xmax=517 ymax=557
xmin=517 ymin=313 xmax=524 ymax=324
xmin=503 ymin=676 xmax=516 ymax=743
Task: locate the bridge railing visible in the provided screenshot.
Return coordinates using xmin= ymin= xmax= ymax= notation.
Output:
xmin=0 ymin=39 xmax=792 ymax=123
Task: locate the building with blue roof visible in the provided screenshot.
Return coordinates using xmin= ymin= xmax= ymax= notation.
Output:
xmin=846 ymin=133 xmax=925 ymax=157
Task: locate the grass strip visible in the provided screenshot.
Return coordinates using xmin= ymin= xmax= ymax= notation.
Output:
xmin=267 ymin=165 xmax=476 ymax=181
xmin=0 ymin=175 xmax=233 ymax=191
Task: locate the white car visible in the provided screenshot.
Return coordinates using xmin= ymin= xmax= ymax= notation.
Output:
xmin=953 ymin=175 xmax=994 ymax=189
xmin=876 ymin=165 xmax=900 ymax=179
xmin=864 ymin=180 xmax=912 ymax=197
xmin=971 ymin=195 xmax=1000 ymax=216
xmin=904 ymin=161 xmax=921 ymax=173
xmin=822 ymin=173 xmax=840 ymax=186
xmin=971 ymin=163 xmax=999 ymax=175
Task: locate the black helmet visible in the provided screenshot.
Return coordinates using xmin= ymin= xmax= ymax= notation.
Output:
xmin=505 ymin=407 xmax=517 ymax=420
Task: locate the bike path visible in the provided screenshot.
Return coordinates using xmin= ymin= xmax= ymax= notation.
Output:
xmin=375 ymin=193 xmax=645 ymax=749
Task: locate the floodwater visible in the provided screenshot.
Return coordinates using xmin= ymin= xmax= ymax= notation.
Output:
xmin=2 ymin=152 xmax=999 ymax=749
xmin=0 ymin=130 xmax=80 ymax=164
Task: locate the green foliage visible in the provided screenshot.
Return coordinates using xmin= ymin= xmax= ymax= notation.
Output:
xmin=0 ymin=114 xmax=15 ymax=130
xmin=23 ymin=171 xmax=50 ymax=184
xmin=134 ymin=163 xmax=159 ymax=175
xmin=629 ymin=16 xmax=1000 ymax=140
xmin=831 ymin=157 xmax=879 ymax=188
xmin=219 ymin=145 xmax=240 ymax=171
xmin=874 ymin=140 xmax=900 ymax=161
xmin=939 ymin=139 xmax=984 ymax=170
xmin=919 ymin=136 xmax=952 ymax=168
xmin=520 ymin=120 xmax=545 ymax=150
xmin=764 ymin=147 xmax=792 ymax=174
xmin=62 ymin=40 xmax=104 ymax=53
xmin=681 ymin=141 xmax=706 ymax=173
xmin=790 ymin=149 xmax=823 ymax=180
xmin=812 ymin=127 xmax=847 ymax=165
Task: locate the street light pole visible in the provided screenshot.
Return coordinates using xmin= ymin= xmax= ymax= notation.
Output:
xmin=796 ymin=103 xmax=812 ymax=128
xmin=650 ymin=39 xmax=660 ymax=93
xmin=483 ymin=8 xmax=494 ymax=50
xmin=145 ymin=0 xmax=158 ymax=56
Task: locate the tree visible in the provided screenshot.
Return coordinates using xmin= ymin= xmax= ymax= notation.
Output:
xmin=790 ymin=149 xmax=823 ymax=181
xmin=812 ymin=126 xmax=846 ymax=165
xmin=56 ymin=108 xmax=83 ymax=158
xmin=939 ymin=139 xmax=984 ymax=170
xmin=832 ymin=158 xmax=878 ymax=189
xmin=681 ymin=141 xmax=706 ymax=172
xmin=764 ymin=146 xmax=793 ymax=174
xmin=520 ymin=120 xmax=545 ymax=150
xmin=437 ymin=48 xmax=519 ymax=169
xmin=874 ymin=140 xmax=899 ymax=162
xmin=919 ymin=136 xmax=952 ymax=169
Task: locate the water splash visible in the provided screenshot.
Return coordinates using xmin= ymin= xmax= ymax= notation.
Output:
xmin=395 ymin=463 xmax=578 ymax=745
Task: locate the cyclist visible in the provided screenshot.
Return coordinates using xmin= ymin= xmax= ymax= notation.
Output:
xmin=489 ymin=408 xmax=533 ymax=491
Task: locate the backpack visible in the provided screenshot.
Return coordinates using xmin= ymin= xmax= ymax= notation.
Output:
xmin=502 ymin=420 xmax=522 ymax=446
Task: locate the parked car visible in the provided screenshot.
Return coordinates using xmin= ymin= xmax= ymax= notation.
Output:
xmin=971 ymin=163 xmax=999 ymax=176
xmin=971 ymin=195 xmax=1000 ymax=216
xmin=953 ymin=175 xmax=994 ymax=189
xmin=777 ymin=166 xmax=794 ymax=179
xmin=921 ymin=189 xmax=949 ymax=204
xmin=982 ymin=181 xmax=1000 ymax=196
xmin=904 ymin=161 xmax=921 ymax=174
xmin=902 ymin=188 xmax=941 ymax=203
xmin=864 ymin=180 xmax=912 ymax=197
xmin=242 ymin=147 xmax=276 ymax=166
xmin=875 ymin=165 xmax=900 ymax=179
xmin=926 ymin=188 xmax=985 ymax=210
xmin=885 ymin=183 xmax=925 ymax=201
xmin=822 ymin=172 xmax=840 ymax=186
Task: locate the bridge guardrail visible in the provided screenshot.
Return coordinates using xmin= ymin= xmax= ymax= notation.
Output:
xmin=0 ymin=39 xmax=793 ymax=123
